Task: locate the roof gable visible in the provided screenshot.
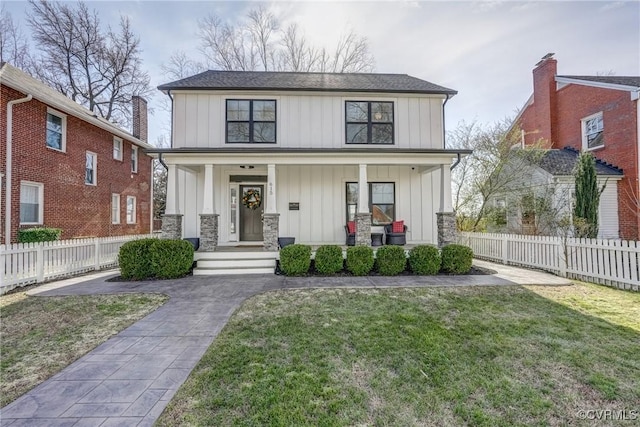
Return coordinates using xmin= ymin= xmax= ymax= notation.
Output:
xmin=158 ymin=70 xmax=457 ymax=95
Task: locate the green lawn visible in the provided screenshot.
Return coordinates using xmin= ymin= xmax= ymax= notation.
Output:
xmin=0 ymin=292 xmax=168 ymax=407
xmin=157 ymin=283 xmax=640 ymax=426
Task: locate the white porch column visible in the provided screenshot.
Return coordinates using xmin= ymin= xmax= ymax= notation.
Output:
xmin=266 ymin=164 xmax=277 ymax=214
xmin=199 ymin=164 xmax=218 ymax=251
xmin=439 ymin=164 xmax=453 ymax=212
xmin=202 ymin=164 xmax=215 ymax=214
xmin=263 ymin=164 xmax=279 ymax=251
xmin=165 ymin=164 xmax=180 ymax=215
xmin=355 ymin=164 xmax=371 ymax=246
xmin=358 ymin=164 xmax=369 ymax=213
xmin=161 ymin=163 xmax=183 ymax=239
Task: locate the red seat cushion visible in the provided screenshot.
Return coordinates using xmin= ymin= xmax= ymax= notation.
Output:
xmin=391 ymin=220 xmax=404 ymax=233
xmin=347 ymin=221 xmax=356 ymax=234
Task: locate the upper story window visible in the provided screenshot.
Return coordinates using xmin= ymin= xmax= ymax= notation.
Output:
xmin=582 ymin=112 xmax=604 ymax=150
xmin=85 ymin=151 xmax=97 ymax=185
xmin=113 ymin=137 xmax=123 ymax=160
xmin=226 ymin=99 xmax=276 ymax=143
xmin=20 ymin=181 xmax=44 ymax=225
xmin=131 ymin=145 xmax=138 ymax=173
xmin=346 ymin=101 xmax=394 ymax=144
xmin=46 ymin=108 xmax=66 ymax=151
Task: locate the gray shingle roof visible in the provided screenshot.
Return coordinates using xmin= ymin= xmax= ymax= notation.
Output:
xmin=557 ymin=75 xmax=640 ymax=89
xmin=539 ymin=147 xmax=623 ymax=176
xmin=158 ymin=70 xmax=457 ymax=95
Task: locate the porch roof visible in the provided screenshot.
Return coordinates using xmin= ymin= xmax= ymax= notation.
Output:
xmin=145 ymin=147 xmax=472 ymax=167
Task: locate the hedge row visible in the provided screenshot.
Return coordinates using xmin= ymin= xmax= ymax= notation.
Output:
xmin=18 ymin=227 xmax=62 ymax=243
xmin=278 ymin=243 xmax=473 ymax=277
xmin=118 ymin=238 xmax=194 ymax=280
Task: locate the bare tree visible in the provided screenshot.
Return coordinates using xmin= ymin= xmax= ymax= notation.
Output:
xmin=161 ymin=50 xmax=206 ymax=81
xmin=190 ymin=6 xmax=374 ymax=74
xmin=26 ymin=0 xmax=152 ymax=126
xmin=0 ymin=5 xmax=32 ymax=70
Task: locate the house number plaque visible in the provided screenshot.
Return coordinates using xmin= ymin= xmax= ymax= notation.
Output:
xmin=289 ymin=203 xmax=299 ymax=210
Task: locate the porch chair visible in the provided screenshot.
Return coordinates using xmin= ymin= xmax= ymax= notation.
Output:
xmin=384 ymin=220 xmax=407 ymax=245
xmin=345 ymin=221 xmax=356 ymax=246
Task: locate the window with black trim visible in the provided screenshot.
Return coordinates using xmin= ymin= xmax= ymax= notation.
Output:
xmin=226 ymin=99 xmax=276 ymax=143
xmin=346 ymin=182 xmax=395 ymax=225
xmin=345 ymin=101 xmax=394 ymax=144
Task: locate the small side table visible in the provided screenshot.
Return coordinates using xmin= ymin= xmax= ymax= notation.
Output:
xmin=371 ymin=233 xmax=384 ymax=247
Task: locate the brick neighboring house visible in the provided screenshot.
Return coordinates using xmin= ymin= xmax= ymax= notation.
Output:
xmin=1 ymin=62 xmax=154 ymax=244
xmin=516 ymin=55 xmax=640 ymax=240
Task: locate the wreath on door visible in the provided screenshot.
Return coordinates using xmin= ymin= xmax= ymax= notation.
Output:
xmin=242 ymin=189 xmax=262 ymax=210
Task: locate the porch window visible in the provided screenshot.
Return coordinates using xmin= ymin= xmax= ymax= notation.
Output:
xmin=346 ymin=182 xmax=395 ymax=225
xmin=345 ymin=101 xmax=394 ymax=144
xmin=226 ymin=99 xmax=276 ymax=143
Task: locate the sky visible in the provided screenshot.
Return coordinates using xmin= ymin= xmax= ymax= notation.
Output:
xmin=4 ymin=0 xmax=640 ymax=146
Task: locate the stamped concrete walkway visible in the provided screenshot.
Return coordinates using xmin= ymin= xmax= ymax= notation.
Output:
xmin=0 ymin=261 xmax=571 ymax=426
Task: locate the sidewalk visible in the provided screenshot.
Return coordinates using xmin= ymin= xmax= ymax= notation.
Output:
xmin=0 ymin=260 xmax=571 ymax=426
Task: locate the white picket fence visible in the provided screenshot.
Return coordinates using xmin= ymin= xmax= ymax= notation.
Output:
xmin=1 ymin=234 xmax=155 ymax=295
xmin=458 ymin=232 xmax=640 ymax=291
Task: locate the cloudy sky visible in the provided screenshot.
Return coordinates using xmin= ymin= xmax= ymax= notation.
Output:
xmin=4 ymin=0 xmax=639 ymax=145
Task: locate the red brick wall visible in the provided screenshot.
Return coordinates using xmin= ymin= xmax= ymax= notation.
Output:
xmin=518 ymin=71 xmax=640 ymax=239
xmin=1 ymin=85 xmax=153 ymax=243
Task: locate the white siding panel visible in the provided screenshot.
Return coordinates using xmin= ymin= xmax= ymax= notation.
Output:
xmin=599 ymin=182 xmax=619 ymax=239
xmin=429 ymin=98 xmax=442 ymax=148
xmin=208 ymin=96 xmax=222 ymax=146
xmin=407 ymin=98 xmax=421 ymax=149
xmin=397 ymin=98 xmax=410 ymax=149
xmin=418 ymin=98 xmax=431 ymax=149
xmin=184 ymin=98 xmax=198 ymax=147
xmin=173 ymin=95 xmax=187 ymax=148
xmin=196 ymin=95 xmax=209 ymax=147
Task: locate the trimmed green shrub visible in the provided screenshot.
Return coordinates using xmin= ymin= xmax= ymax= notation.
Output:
xmin=314 ymin=245 xmax=344 ymax=275
xmin=375 ymin=245 xmax=407 ymax=276
xmin=441 ymin=244 xmax=473 ymax=274
xmin=346 ymin=246 xmax=374 ymax=276
xmin=150 ymin=239 xmax=194 ymax=279
xmin=280 ymin=244 xmax=312 ymax=276
xmin=409 ymin=245 xmax=441 ymax=275
xmin=17 ymin=227 xmax=62 ymax=243
xmin=118 ymin=238 xmax=156 ymax=280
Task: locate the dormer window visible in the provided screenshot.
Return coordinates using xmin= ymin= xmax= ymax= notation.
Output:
xmin=582 ymin=112 xmax=603 ymax=150
xmin=346 ymin=101 xmax=394 ymax=144
xmin=226 ymin=99 xmax=276 ymax=143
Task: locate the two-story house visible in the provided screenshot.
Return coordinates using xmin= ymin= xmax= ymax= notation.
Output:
xmin=515 ymin=55 xmax=640 ymax=240
xmin=154 ymin=71 xmax=469 ymax=274
xmin=1 ymin=62 xmax=154 ymax=244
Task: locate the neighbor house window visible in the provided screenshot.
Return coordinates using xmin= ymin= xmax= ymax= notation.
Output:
xmin=111 ymin=194 xmax=120 ymax=224
xmin=346 ymin=182 xmax=395 ymax=225
xmin=113 ymin=137 xmax=123 ymax=160
xmin=131 ymin=145 xmax=138 ymax=173
xmin=226 ymin=99 xmax=276 ymax=143
xmin=46 ymin=108 xmax=66 ymax=151
xmin=20 ymin=181 xmax=44 ymax=224
xmin=126 ymin=196 xmax=136 ymax=224
xmin=582 ymin=112 xmax=604 ymax=150
xmin=345 ymin=101 xmax=394 ymax=144
xmin=85 ymin=151 xmax=97 ymax=185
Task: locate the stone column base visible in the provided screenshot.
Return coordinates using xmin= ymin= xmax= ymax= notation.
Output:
xmin=437 ymin=212 xmax=457 ymax=248
xmin=199 ymin=214 xmax=219 ymax=252
xmin=355 ymin=212 xmax=372 ymax=247
xmin=161 ymin=214 xmax=183 ymax=240
xmin=262 ymin=213 xmax=280 ymax=252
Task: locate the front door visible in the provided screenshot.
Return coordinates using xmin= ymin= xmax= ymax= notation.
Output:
xmin=239 ymin=185 xmax=264 ymax=241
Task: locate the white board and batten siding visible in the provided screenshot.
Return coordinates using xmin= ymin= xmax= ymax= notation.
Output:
xmin=175 ymin=164 xmax=442 ymax=245
xmin=172 ymin=92 xmax=444 ymax=149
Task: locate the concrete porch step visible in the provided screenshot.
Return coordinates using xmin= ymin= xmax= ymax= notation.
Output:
xmin=193 ymin=250 xmax=277 ymax=276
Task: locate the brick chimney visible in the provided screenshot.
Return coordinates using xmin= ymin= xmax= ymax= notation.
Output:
xmin=132 ymin=96 xmax=148 ymax=142
xmin=531 ymin=54 xmax=558 ymax=148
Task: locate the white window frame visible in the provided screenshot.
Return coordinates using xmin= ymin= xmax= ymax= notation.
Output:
xmin=111 ymin=193 xmax=121 ymax=224
xmin=85 ymin=151 xmax=97 ymax=185
xmin=20 ymin=181 xmax=44 ymax=225
xmin=113 ymin=137 xmax=123 ymax=161
xmin=126 ymin=196 xmax=136 ymax=224
xmin=582 ymin=112 xmax=604 ymax=151
xmin=46 ymin=108 xmax=67 ymax=152
xmin=131 ymin=145 xmax=139 ymax=173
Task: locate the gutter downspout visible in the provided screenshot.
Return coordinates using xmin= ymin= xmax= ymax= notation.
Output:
xmin=450 ymin=152 xmax=461 ymax=170
xmin=5 ymin=94 xmax=33 ymax=245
